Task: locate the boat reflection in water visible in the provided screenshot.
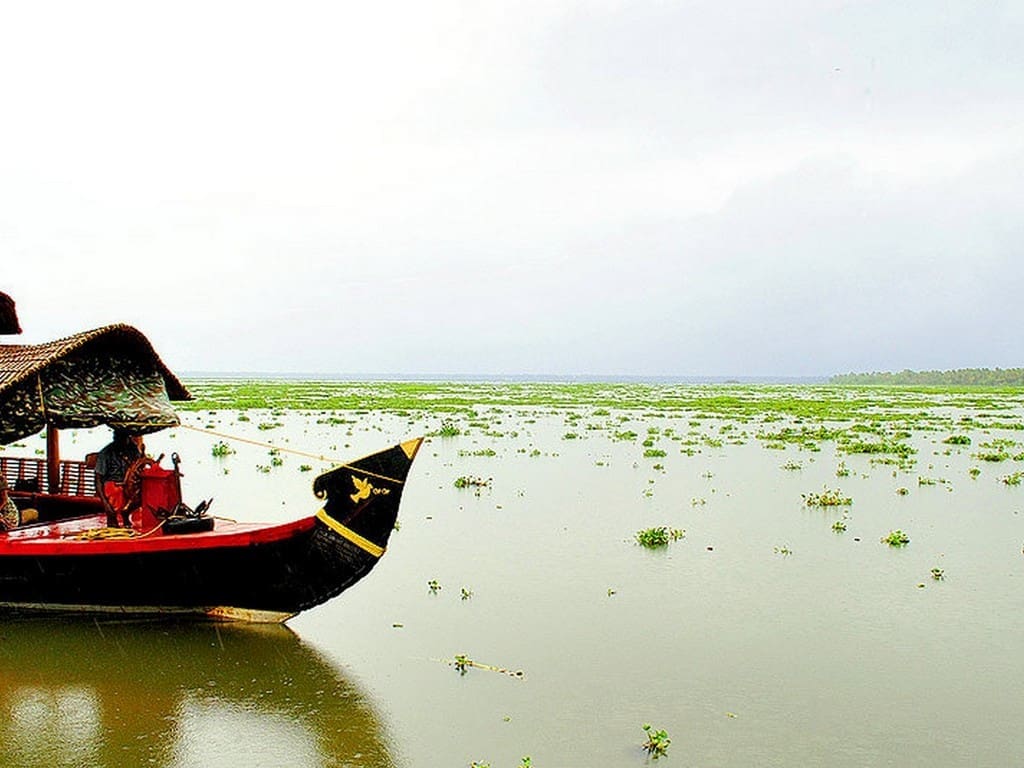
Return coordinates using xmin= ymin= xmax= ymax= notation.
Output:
xmin=0 ymin=619 xmax=395 ymax=768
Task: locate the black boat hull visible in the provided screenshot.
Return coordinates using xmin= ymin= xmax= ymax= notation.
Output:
xmin=0 ymin=438 xmax=422 ymax=622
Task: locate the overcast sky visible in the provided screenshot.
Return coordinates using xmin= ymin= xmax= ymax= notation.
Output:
xmin=2 ymin=1 xmax=1021 ymax=377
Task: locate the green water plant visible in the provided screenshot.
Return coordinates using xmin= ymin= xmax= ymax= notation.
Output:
xmin=882 ymin=530 xmax=910 ymax=547
xmin=454 ymin=476 xmax=491 ymax=489
xmin=974 ymin=444 xmax=1011 ymax=462
xmin=931 ymin=567 xmax=945 ymax=580
xmin=431 ymin=419 xmax=461 ymax=437
xmin=427 ymin=579 xmax=441 ymax=594
xmin=802 ymin=487 xmax=852 ymax=507
xmin=641 ymin=724 xmax=671 ymax=758
xmin=1001 ymin=471 xmax=1023 ymax=486
xmin=210 ymin=441 xmax=235 ymax=457
xmin=943 ymin=435 xmax=971 ymax=445
xmin=635 ymin=526 xmax=685 ymax=548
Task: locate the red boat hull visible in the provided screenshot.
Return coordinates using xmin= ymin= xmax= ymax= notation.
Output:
xmin=0 ymin=438 xmax=422 ymax=622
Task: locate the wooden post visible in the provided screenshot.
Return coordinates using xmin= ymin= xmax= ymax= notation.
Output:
xmin=46 ymin=424 xmax=61 ymax=494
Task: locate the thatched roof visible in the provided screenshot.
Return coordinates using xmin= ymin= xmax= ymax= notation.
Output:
xmin=0 ymin=324 xmax=190 ymax=401
xmin=0 ymin=324 xmax=191 ymax=445
xmin=0 ymin=292 xmax=20 ymax=335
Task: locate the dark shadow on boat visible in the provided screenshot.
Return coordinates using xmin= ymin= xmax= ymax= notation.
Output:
xmin=0 ymin=618 xmax=397 ymax=768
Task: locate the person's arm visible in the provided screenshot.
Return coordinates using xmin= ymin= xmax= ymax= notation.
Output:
xmin=95 ymin=452 xmax=116 ymax=517
xmin=95 ymin=471 xmax=113 ymax=513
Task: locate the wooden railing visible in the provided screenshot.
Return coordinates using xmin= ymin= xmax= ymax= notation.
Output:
xmin=0 ymin=455 xmax=98 ymax=498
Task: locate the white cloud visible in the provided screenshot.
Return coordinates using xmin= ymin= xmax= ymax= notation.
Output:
xmin=2 ymin=1 xmax=1021 ymax=375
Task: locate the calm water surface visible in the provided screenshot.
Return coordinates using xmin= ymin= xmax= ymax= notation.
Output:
xmin=2 ymin=399 xmax=1023 ymax=766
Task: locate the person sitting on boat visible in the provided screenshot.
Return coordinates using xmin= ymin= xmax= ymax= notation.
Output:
xmin=0 ymin=475 xmax=20 ymax=532
xmin=95 ymin=428 xmax=146 ymax=528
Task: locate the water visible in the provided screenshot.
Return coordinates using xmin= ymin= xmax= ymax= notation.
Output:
xmin=2 ymin=400 xmax=1023 ymax=766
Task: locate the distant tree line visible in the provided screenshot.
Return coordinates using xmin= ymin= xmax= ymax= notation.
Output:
xmin=829 ymin=368 xmax=1024 ymax=386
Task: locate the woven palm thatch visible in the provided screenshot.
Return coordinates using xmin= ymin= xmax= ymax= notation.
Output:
xmin=0 ymin=292 xmax=20 ymax=335
xmin=0 ymin=324 xmax=191 ymax=445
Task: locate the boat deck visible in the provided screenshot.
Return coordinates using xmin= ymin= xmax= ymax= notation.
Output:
xmin=0 ymin=514 xmax=317 ymax=556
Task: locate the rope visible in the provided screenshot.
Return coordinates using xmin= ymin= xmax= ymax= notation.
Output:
xmin=179 ymin=424 xmax=404 ymax=485
xmin=68 ymin=520 xmax=166 ymax=541
xmin=179 ymin=424 xmax=342 ymax=465
xmin=71 ymin=527 xmax=137 ymax=541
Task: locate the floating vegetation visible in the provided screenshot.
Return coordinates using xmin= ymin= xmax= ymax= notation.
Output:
xmin=427 ymin=579 xmax=441 ymax=594
xmin=450 ymin=655 xmax=524 ymax=678
xmin=430 ymin=419 xmax=461 ymax=437
xmin=644 ymin=448 xmax=667 ymax=458
xmin=832 ymin=520 xmax=847 ymax=533
xmin=781 ymin=460 xmax=802 ymax=470
xmin=802 ymin=487 xmax=852 ymax=507
xmin=210 ymin=440 xmax=235 ymax=457
xmin=635 ymin=526 xmax=685 ymax=548
xmin=453 ymin=476 xmax=492 ymax=489
xmin=835 ymin=461 xmax=850 ymax=477
xmin=841 ymin=438 xmax=916 ymax=459
xmin=931 ymin=568 xmax=945 ymax=581
xmin=179 ymin=380 xmax=1024 ymax=429
xmin=973 ymin=439 xmax=1016 ymax=462
xmin=1001 ymin=471 xmax=1024 ymax=486
xmin=882 ymin=530 xmax=910 ymax=547
xmin=460 ymin=587 xmax=473 ymax=600
xmin=774 ymin=545 xmax=793 ymax=556
xmin=974 ymin=450 xmax=1010 ymax=462
xmin=641 ymin=724 xmax=671 ymax=758
xmin=943 ymin=435 xmax=971 ymax=445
